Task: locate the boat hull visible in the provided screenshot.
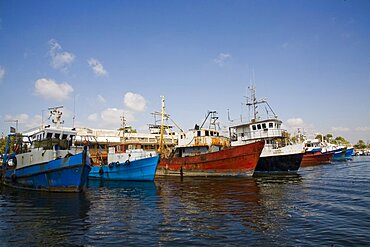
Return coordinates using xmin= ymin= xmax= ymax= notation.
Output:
xmin=331 ymin=147 xmax=347 ymax=161
xmin=345 ymin=147 xmax=354 ymax=160
xmin=2 ymin=152 xmax=91 ymax=192
xmin=89 ymin=155 xmax=160 ymax=181
xmin=301 ymin=152 xmax=333 ymax=167
xmin=157 ymin=141 xmax=264 ymax=177
xmin=253 ymin=152 xmax=303 ymax=175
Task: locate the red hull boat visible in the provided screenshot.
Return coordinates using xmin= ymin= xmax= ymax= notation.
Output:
xmin=301 ymin=151 xmax=333 ymax=167
xmin=157 ymin=140 xmax=265 ymax=177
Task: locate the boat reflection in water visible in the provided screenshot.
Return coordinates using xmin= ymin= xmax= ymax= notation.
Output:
xmin=154 ymin=174 xmax=304 ymax=245
xmin=0 ymin=185 xmax=91 ymax=246
xmin=87 ymin=179 xmax=157 ymax=195
xmin=155 ymin=177 xmax=263 ymax=244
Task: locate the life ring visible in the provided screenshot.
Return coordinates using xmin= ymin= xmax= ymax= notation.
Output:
xmin=115 ymin=161 xmax=120 ymax=167
xmin=7 ymin=157 xmax=17 ymax=167
xmin=99 ymin=167 xmax=104 ymax=175
xmin=124 ymin=160 xmax=130 ymax=165
xmin=108 ymin=162 xmax=114 ymax=168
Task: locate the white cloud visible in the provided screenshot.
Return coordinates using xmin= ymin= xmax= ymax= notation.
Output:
xmin=34 ymin=78 xmax=74 ymax=101
xmin=331 ymin=126 xmax=351 ymax=132
xmin=101 ymin=108 xmax=122 ymax=126
xmin=355 ymin=126 xmax=370 ymax=132
xmin=124 ymin=92 xmax=147 ymax=112
xmin=88 ymin=58 xmax=107 ymax=76
xmin=48 ymin=39 xmax=75 ymax=71
xmin=88 ymin=113 xmax=98 ymax=122
xmin=0 ymin=65 xmax=5 ymax=80
xmin=213 ymin=53 xmax=232 ymax=67
xmin=286 ymin=118 xmax=304 ymax=127
xmin=97 ymin=94 xmax=106 ymax=104
xmin=100 ymin=108 xmax=136 ymax=128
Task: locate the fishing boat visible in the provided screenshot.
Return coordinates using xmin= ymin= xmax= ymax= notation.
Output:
xmin=88 ymin=148 xmax=160 ymax=181
xmin=1 ymin=107 xmax=91 ymax=192
xmin=88 ymin=115 xmax=160 ymax=181
xmin=301 ymin=151 xmax=333 ymax=167
xmin=157 ymin=107 xmax=264 ymax=177
xmin=321 ymin=143 xmax=353 ymax=161
xmin=300 ymin=139 xmax=333 ymax=167
xmin=229 ymin=85 xmax=305 ymax=175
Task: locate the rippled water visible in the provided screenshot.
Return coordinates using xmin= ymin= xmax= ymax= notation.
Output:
xmin=1 ymin=156 xmax=369 ymax=246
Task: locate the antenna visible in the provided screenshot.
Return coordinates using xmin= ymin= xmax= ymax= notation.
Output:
xmin=158 ymin=96 xmax=165 ymax=154
xmin=5 ymin=119 xmax=19 ymax=132
xmin=245 ymin=85 xmax=277 ymax=121
xmin=227 ymin=109 xmax=233 ymax=122
xmin=72 ymin=95 xmax=76 ymax=128
xmin=120 ymin=113 xmax=126 ymax=142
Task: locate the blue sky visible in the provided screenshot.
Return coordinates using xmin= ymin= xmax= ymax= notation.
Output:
xmin=0 ymin=0 xmax=369 ymax=143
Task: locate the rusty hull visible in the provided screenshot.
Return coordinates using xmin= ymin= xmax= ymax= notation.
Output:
xmin=157 ymin=140 xmax=264 ymax=177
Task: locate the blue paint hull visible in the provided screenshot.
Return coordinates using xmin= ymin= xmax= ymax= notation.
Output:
xmin=89 ymin=155 xmax=160 ymax=181
xmin=345 ymin=147 xmax=354 ymax=159
xmin=2 ymin=152 xmax=91 ymax=192
xmin=331 ymin=148 xmax=348 ymax=161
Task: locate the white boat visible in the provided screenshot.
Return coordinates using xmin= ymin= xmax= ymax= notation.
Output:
xmin=229 ymin=85 xmax=305 ymax=175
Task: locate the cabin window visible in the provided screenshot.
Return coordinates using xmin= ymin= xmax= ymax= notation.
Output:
xmin=197 ymin=131 xmax=201 ymax=137
xmin=252 ymin=125 xmax=257 ymax=130
xmin=46 ymin=133 xmax=52 ymax=138
xmin=269 ymin=123 xmax=273 ymax=128
xmin=205 ymin=130 xmax=209 ymax=136
xmin=210 ymin=131 xmax=214 ymax=136
xmin=62 ymin=134 xmax=67 ymax=139
xmin=55 ymin=133 xmax=60 ymax=139
xmin=257 ymin=124 xmax=261 ymax=130
xmin=262 ymin=123 xmax=267 ymax=129
xmin=216 ymin=132 xmax=219 ymax=136
xmin=241 ymin=133 xmax=244 ymax=137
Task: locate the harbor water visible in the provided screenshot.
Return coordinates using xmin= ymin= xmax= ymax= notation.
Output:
xmin=1 ymin=156 xmax=369 ymax=246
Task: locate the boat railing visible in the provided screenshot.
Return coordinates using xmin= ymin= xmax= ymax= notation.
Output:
xmin=241 ymin=129 xmax=284 ymax=141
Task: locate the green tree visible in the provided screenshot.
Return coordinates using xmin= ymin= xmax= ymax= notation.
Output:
xmin=0 ymin=137 xmax=6 ymax=155
xmin=334 ymin=136 xmax=350 ymax=146
xmin=354 ymin=140 xmax=367 ymax=149
xmin=325 ymin=133 xmax=333 ymax=142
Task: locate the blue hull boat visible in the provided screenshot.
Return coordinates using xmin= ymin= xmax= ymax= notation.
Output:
xmin=331 ymin=147 xmax=354 ymax=161
xmin=1 ymin=107 xmax=91 ymax=193
xmin=2 ymin=151 xmax=91 ymax=192
xmin=89 ymin=155 xmax=160 ymax=181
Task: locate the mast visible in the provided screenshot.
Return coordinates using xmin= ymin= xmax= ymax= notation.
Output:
xmin=246 ymin=85 xmax=277 ymax=121
xmin=158 ymin=96 xmax=165 ymax=154
xmin=120 ymin=113 xmax=126 ymax=144
xmin=200 ymin=110 xmax=218 ymax=130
